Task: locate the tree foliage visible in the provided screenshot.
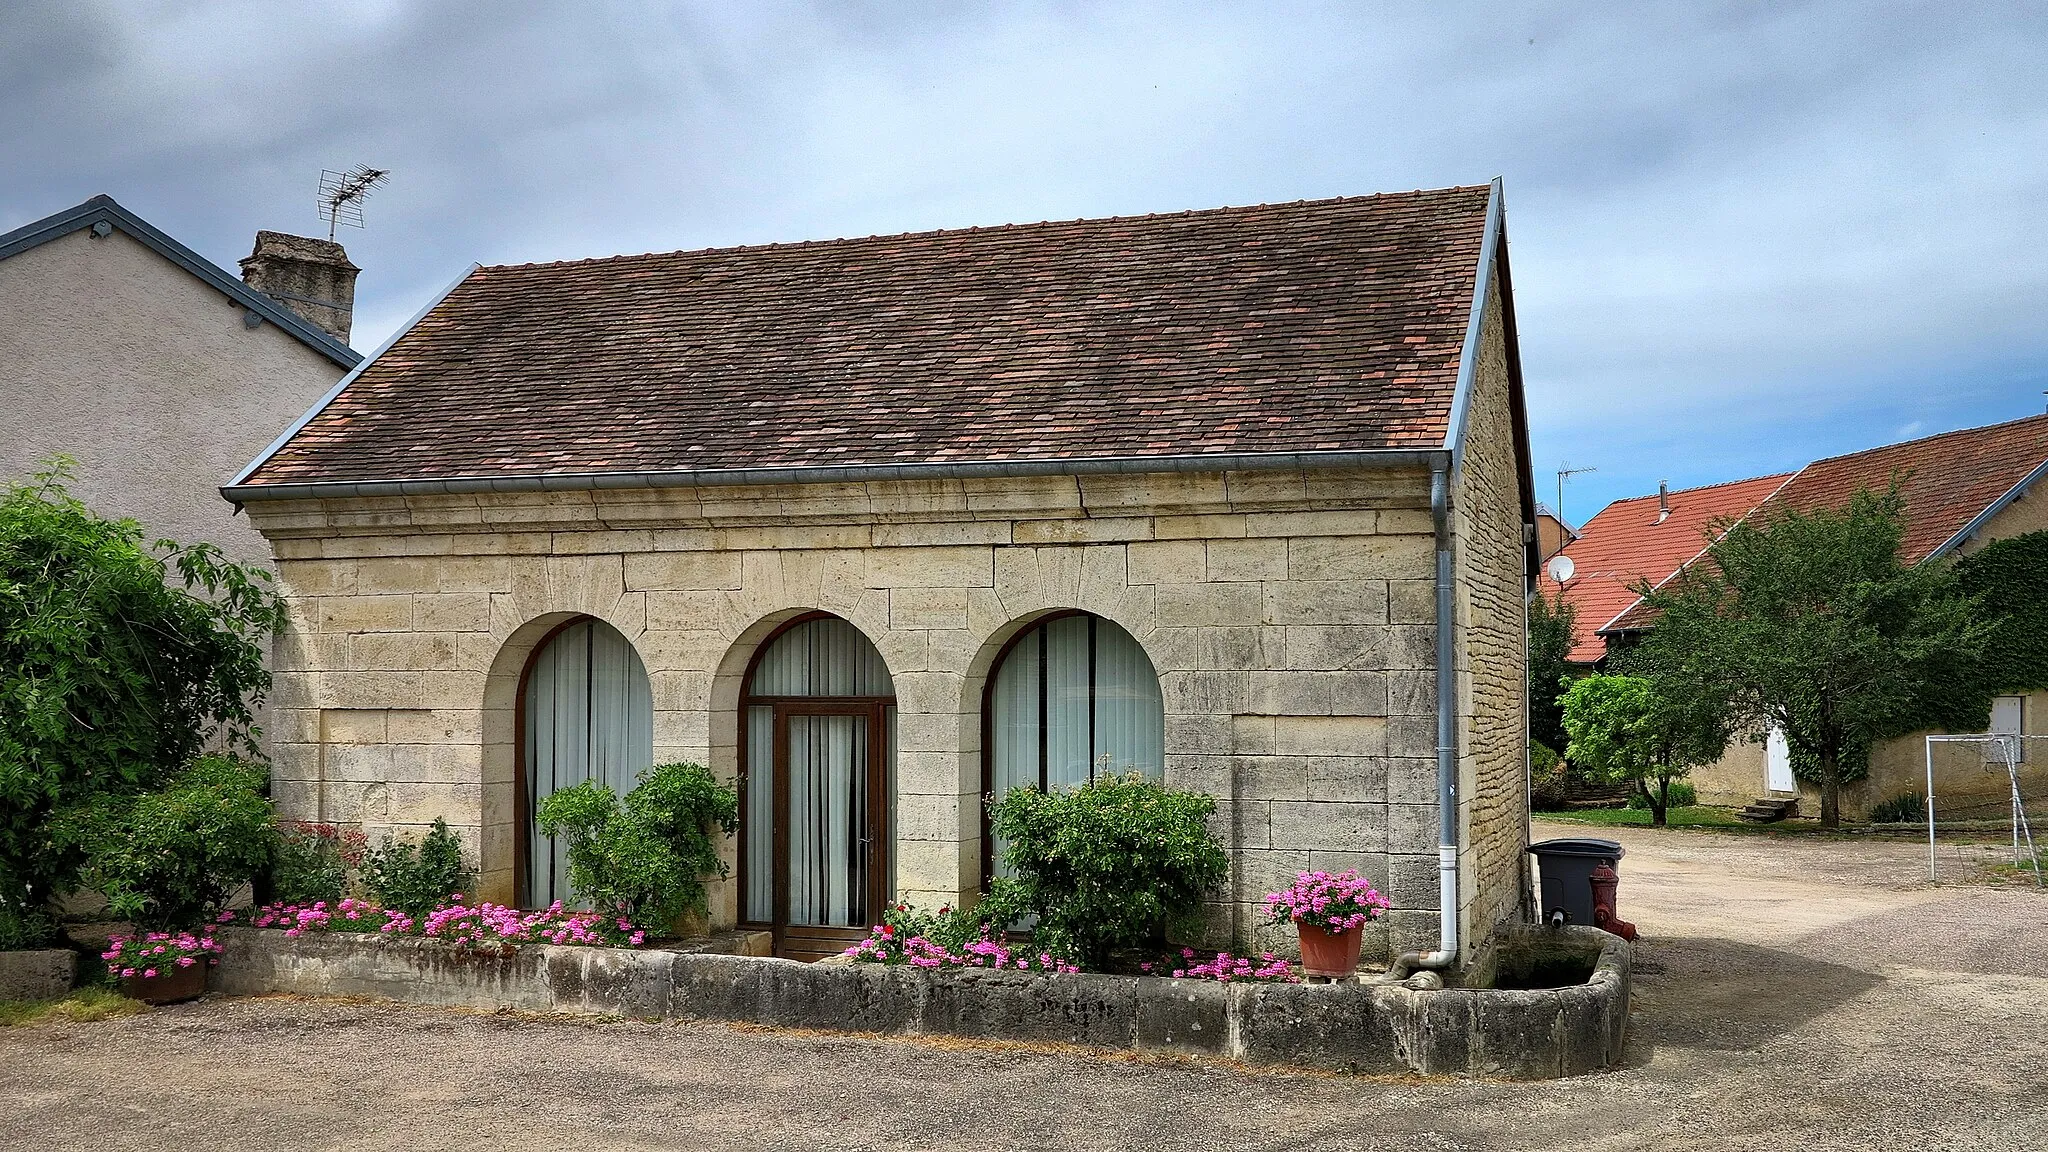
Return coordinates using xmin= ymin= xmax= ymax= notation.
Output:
xmin=1560 ymin=674 xmax=1727 ymax=826
xmin=0 ymin=461 xmax=283 ymax=934
xmin=1631 ymin=485 xmax=1989 ymax=827
xmin=536 ymin=762 xmax=739 ymax=930
xmin=1954 ymin=529 xmax=2048 ymax=696
xmin=1528 ymin=590 xmax=1578 ymax=753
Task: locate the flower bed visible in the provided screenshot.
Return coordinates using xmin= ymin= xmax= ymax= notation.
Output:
xmin=213 ymin=922 xmax=1633 ymax=1079
xmin=235 ymin=898 xmax=645 ymax=948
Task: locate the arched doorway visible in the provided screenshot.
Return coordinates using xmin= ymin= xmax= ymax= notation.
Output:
xmin=982 ymin=611 xmax=1163 ymax=881
xmin=517 ymin=616 xmax=653 ymax=908
xmin=740 ymin=613 xmax=896 ymax=960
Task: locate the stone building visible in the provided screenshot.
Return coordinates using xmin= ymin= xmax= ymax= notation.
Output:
xmin=222 ymin=182 xmax=1540 ymax=969
xmin=0 ymin=195 xmax=361 ymax=568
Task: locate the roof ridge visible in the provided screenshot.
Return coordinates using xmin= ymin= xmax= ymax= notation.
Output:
xmin=1804 ymin=411 xmax=2048 ymax=467
xmin=476 ymin=184 xmax=1495 ymax=274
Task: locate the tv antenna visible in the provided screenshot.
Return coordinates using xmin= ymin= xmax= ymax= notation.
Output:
xmin=318 ymin=166 xmax=390 ymax=241
xmin=1555 ymin=462 xmax=1597 ymax=528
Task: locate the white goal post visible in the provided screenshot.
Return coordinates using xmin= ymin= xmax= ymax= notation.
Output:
xmin=1923 ymin=734 xmax=2044 ymax=886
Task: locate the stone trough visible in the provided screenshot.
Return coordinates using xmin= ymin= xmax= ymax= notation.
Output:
xmin=214 ymin=924 xmax=1629 ymax=1079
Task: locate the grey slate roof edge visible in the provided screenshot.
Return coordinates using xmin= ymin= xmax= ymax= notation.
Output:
xmin=0 ymin=194 xmax=362 ymax=369
xmin=1443 ymin=176 xmax=1542 ymax=586
xmin=221 ymin=447 xmax=1448 ymax=504
xmin=225 ymin=263 xmax=481 ymax=494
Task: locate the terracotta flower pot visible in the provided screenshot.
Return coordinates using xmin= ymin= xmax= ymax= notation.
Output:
xmin=119 ymin=961 xmax=208 ymax=1005
xmin=1295 ymin=921 xmax=1364 ymax=978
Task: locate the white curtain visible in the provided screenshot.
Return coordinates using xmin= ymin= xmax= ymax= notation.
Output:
xmin=1045 ymin=615 xmax=1093 ymax=789
xmin=748 ymin=617 xmax=892 ymax=697
xmin=787 ymin=714 xmax=869 ymax=928
xmin=744 ymin=705 xmax=775 ymax=923
xmin=985 ymin=613 xmax=1163 ymax=877
xmin=522 ymin=620 xmax=653 ymax=908
xmin=1092 ymin=621 xmax=1164 ymax=777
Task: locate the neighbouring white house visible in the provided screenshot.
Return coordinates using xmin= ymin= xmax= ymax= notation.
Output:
xmin=0 ymin=195 xmax=362 ymax=568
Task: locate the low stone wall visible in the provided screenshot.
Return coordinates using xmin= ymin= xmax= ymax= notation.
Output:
xmin=0 ymin=949 xmax=77 ymax=1001
xmin=214 ymin=926 xmax=1629 ymax=1079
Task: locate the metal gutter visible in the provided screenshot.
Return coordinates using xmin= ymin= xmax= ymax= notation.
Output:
xmin=1390 ymin=457 xmax=1462 ymax=978
xmin=0 ymin=194 xmax=361 ymax=369
xmin=223 ymin=446 xmax=1439 ymax=503
xmin=1926 ymin=455 xmax=2048 ymax=560
xmin=1441 ymin=177 xmax=1505 ymax=478
xmin=224 ymin=264 xmax=481 ymax=496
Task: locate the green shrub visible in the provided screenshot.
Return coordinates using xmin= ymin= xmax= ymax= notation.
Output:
xmin=0 ymin=905 xmax=59 ymax=951
xmin=0 ymin=461 xmax=281 ymax=933
xmin=52 ymin=755 xmax=275 ymax=929
xmin=267 ymin=823 xmax=365 ymax=906
xmin=980 ymin=773 xmax=1229 ymax=970
xmin=1627 ymin=780 xmax=1696 ymax=809
xmin=361 ymin=819 xmax=473 ymax=916
xmin=536 ymin=762 xmax=739 ymax=930
xmin=1529 ymin=741 xmax=1568 ymax=811
xmin=1869 ymin=791 xmax=1926 ymax=824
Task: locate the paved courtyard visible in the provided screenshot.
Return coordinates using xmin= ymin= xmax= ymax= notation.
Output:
xmin=3 ymin=822 xmax=2045 ymax=1151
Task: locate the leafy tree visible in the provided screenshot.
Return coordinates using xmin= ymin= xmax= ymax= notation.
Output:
xmin=0 ymin=461 xmax=283 ymax=939
xmin=537 ymin=763 xmax=739 ymax=930
xmin=1560 ymin=674 xmax=1728 ymax=826
xmin=1528 ymin=590 xmax=1578 ymax=753
xmin=980 ymin=773 xmax=1228 ymax=969
xmin=1632 ymin=485 xmax=1990 ymax=827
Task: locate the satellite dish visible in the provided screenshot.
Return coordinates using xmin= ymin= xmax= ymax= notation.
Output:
xmin=1546 ymin=554 xmax=1576 ymax=584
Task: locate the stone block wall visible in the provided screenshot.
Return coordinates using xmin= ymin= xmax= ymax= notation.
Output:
xmin=1451 ymin=275 xmax=1535 ymax=970
xmin=248 ymin=407 xmax=1530 ymax=965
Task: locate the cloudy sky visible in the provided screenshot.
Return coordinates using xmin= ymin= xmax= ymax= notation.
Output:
xmin=7 ymin=1 xmax=2043 ymax=520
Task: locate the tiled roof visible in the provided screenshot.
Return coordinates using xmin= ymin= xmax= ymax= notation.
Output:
xmin=238 ymin=186 xmax=1495 ymax=488
xmin=1550 ymin=474 xmax=1792 ymax=663
xmin=1596 ymin=414 xmax=2048 ymax=638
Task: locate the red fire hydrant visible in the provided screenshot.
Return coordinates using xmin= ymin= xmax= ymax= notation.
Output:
xmin=1589 ymin=860 xmax=1638 ymax=941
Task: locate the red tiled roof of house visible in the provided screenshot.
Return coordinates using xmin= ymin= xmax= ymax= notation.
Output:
xmin=1549 ymin=473 xmax=1793 ymax=663
xmin=1597 ymin=414 xmax=2048 ymax=637
xmin=240 ymin=186 xmax=1496 ymax=487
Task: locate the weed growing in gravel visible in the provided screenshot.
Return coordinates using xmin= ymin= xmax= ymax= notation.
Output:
xmin=0 ymin=988 xmax=144 ymax=1027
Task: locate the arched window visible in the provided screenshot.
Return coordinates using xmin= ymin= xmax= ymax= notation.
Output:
xmin=740 ymin=614 xmax=896 ymax=960
xmin=984 ymin=612 xmax=1163 ymax=873
xmin=519 ymin=618 xmax=653 ymax=908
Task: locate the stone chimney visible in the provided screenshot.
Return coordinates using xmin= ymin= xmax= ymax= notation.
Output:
xmin=239 ymin=231 xmax=359 ymax=345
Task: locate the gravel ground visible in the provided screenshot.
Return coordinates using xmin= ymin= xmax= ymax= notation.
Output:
xmin=3 ymin=822 xmax=2045 ymax=1151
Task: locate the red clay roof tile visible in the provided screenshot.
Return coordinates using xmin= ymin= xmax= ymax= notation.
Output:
xmin=1549 ymin=474 xmax=1793 ymax=664
xmin=242 ymin=186 xmax=1495 ymax=487
xmin=1592 ymin=414 xmax=2048 ymax=640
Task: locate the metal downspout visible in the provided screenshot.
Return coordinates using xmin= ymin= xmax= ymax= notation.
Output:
xmin=1388 ymin=459 xmax=1460 ymax=979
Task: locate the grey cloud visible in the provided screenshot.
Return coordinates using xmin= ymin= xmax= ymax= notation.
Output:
xmin=3 ymin=0 xmax=2043 ymax=514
